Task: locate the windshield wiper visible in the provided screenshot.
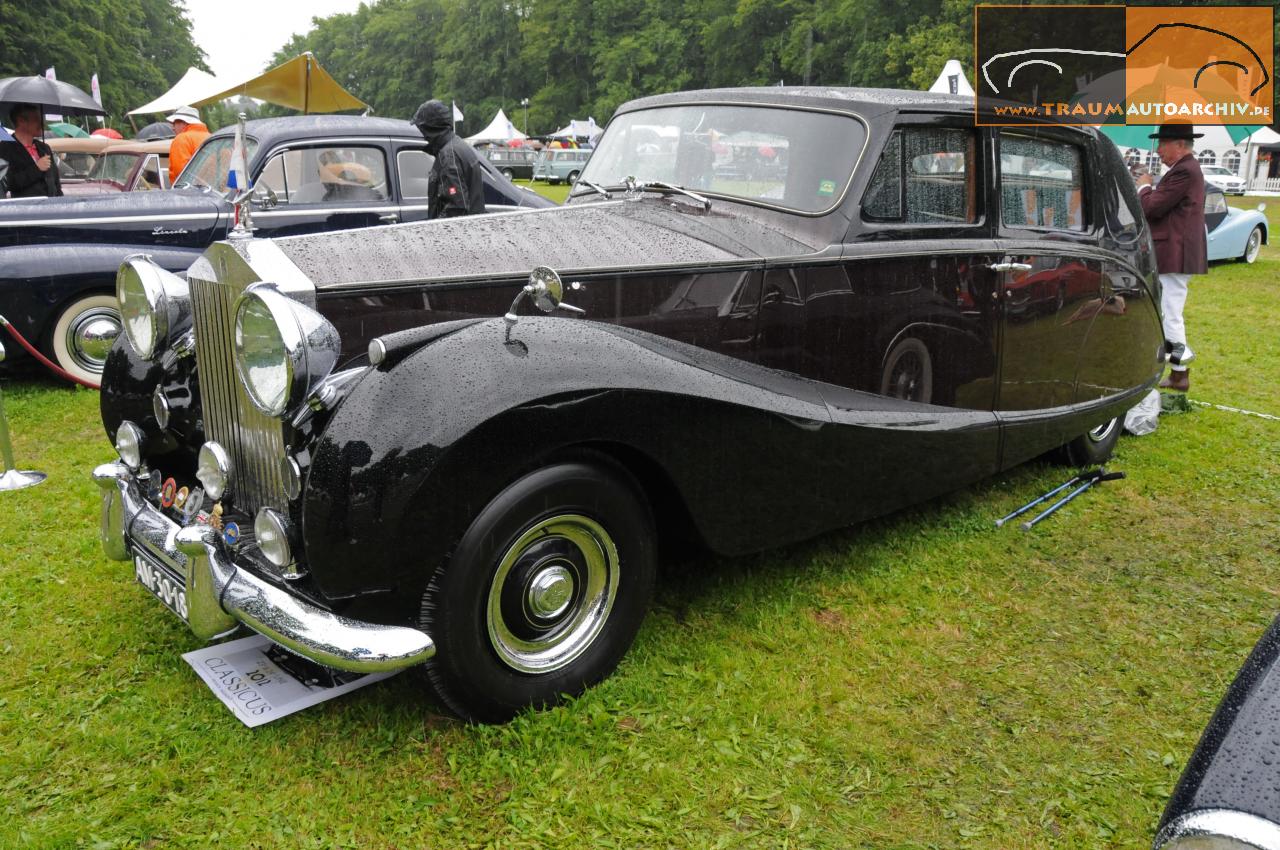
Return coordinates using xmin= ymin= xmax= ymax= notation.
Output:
xmin=634 ymin=180 xmax=712 ymax=212
xmin=572 ymin=178 xmax=614 ymax=199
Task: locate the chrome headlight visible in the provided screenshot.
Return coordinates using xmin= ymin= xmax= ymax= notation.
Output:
xmin=116 ymin=255 xmax=190 ymax=361
xmin=232 ymin=283 xmax=340 ymax=418
xmin=115 ymin=421 xmax=145 ymax=470
xmin=196 ymin=442 xmax=232 ymax=500
xmin=254 ymin=508 xmax=299 ymax=575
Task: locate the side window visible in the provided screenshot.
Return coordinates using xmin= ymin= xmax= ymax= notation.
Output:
xmin=274 ymin=146 xmax=389 ymax=205
xmin=999 ymin=135 xmax=1086 ymax=231
xmin=398 ymin=149 xmax=433 ymax=200
xmin=862 ymin=128 xmax=977 ymax=224
xmin=136 ymin=154 xmax=164 ymax=191
xmin=257 ymin=153 xmax=287 ymax=198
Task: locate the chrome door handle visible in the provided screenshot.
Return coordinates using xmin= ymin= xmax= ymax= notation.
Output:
xmin=987 ymin=262 xmax=1033 ymax=272
xmin=379 ymin=214 xmax=399 ymax=223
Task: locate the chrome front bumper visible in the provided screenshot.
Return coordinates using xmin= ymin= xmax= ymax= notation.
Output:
xmin=93 ymin=461 xmax=435 ymax=674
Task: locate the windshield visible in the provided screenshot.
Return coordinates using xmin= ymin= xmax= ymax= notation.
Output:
xmin=88 ymin=152 xmax=139 ymax=185
xmin=174 ymin=136 xmax=259 ymax=195
xmin=578 ymin=104 xmax=865 ymax=213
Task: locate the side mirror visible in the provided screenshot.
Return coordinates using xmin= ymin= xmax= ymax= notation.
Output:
xmin=527 ymin=266 xmax=564 ymax=313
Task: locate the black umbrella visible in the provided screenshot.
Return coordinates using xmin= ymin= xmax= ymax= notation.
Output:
xmin=135 ymin=121 xmax=175 ymax=141
xmin=0 ymin=75 xmax=107 ymax=119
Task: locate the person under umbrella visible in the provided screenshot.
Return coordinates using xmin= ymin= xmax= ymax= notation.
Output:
xmin=0 ymin=103 xmax=62 ymax=197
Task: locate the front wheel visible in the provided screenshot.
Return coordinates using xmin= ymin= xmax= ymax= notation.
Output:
xmin=46 ymin=293 xmax=120 ymax=387
xmin=567 ymin=170 xmax=580 ymax=184
xmin=1058 ymin=417 xmax=1121 ymax=467
xmin=417 ymin=459 xmax=656 ymax=723
xmin=1243 ymin=225 xmax=1263 ymax=264
xmin=501 ymin=167 xmax=514 ymax=179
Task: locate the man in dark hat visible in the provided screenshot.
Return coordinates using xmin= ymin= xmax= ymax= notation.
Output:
xmin=1135 ymin=123 xmax=1206 ymax=392
xmin=411 ymin=99 xmax=486 ymax=218
xmin=0 ymin=103 xmax=62 ymax=197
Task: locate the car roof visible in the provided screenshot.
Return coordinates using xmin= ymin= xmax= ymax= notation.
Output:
xmin=615 ymin=86 xmax=1103 ymax=140
xmin=207 ymin=115 xmax=422 ymax=149
xmin=101 ymin=140 xmax=171 ymax=155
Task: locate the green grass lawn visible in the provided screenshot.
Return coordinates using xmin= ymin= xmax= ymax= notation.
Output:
xmin=520 ymin=179 xmax=571 ymax=204
xmin=0 ymin=199 xmax=1277 ymax=849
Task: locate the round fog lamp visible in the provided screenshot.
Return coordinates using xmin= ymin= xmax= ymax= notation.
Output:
xmin=196 ymin=442 xmax=232 ymax=500
xmin=115 ymin=421 xmax=145 ymax=470
xmin=152 ymin=386 xmax=171 ymax=430
xmin=254 ymin=508 xmax=293 ymax=569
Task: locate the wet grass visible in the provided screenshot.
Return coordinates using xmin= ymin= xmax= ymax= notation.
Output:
xmin=0 ymin=199 xmax=1277 ymax=848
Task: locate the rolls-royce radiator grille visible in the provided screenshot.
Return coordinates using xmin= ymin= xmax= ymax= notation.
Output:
xmin=190 ymin=277 xmax=289 ymax=516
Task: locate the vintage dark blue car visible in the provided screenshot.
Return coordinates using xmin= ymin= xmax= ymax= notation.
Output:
xmin=0 ymin=115 xmax=551 ymax=384
xmin=94 ymin=87 xmax=1165 ymax=722
xmin=1154 ymin=615 xmax=1280 ymax=850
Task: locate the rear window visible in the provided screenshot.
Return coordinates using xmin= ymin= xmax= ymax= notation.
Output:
xmin=999 ymin=135 xmax=1086 ymax=231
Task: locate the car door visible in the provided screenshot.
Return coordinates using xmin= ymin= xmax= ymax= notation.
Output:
xmin=993 ymin=132 xmax=1103 ymax=406
xmin=250 ymin=140 xmax=400 ymax=239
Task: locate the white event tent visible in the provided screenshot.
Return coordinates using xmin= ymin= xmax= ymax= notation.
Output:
xmin=928 ymin=60 xmax=975 ymax=97
xmin=465 ymin=109 xmax=526 ymax=144
xmin=128 ymin=67 xmax=223 ymax=116
xmin=551 ymin=118 xmax=602 ymax=142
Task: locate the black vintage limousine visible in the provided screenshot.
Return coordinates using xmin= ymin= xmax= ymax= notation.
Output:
xmin=93 ymin=88 xmax=1165 ymax=722
xmin=0 ymin=115 xmax=551 ymax=384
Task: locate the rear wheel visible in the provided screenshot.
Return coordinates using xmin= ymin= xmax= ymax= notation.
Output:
xmin=567 ymin=170 xmax=580 ymax=184
xmin=417 ymin=459 xmax=656 ymax=723
xmin=1243 ymin=226 xmax=1263 ymax=264
xmin=46 ymin=293 xmax=120 ymax=387
xmin=879 ymin=337 xmax=933 ymax=404
xmin=1058 ymin=417 xmax=1121 ymax=467
xmin=501 ymin=167 xmax=514 ymax=179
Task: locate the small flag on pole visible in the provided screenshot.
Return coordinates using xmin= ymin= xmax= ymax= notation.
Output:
xmin=227 ymin=118 xmax=251 ymax=192
xmin=45 ymin=68 xmax=62 ymax=122
xmin=452 ymin=101 xmax=464 ymax=124
xmin=90 ymin=74 xmax=105 ymax=125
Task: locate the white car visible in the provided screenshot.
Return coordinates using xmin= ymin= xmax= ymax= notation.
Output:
xmin=1201 ymin=164 xmax=1246 ymax=195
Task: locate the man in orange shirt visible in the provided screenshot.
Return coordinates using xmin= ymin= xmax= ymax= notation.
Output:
xmin=166 ymin=106 xmax=209 ymax=182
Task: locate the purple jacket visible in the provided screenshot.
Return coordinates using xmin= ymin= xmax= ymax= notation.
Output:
xmin=1140 ymin=153 xmax=1207 ymax=275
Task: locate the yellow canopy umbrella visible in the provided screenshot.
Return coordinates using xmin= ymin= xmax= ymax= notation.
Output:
xmin=193 ymin=52 xmax=366 ymax=114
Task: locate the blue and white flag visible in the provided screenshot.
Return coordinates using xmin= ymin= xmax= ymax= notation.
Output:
xmin=227 ymin=120 xmax=251 ymax=191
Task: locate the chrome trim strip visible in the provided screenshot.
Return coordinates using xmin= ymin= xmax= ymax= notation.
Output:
xmin=255 ymin=205 xmax=401 ymax=218
xmin=1154 ymin=809 xmax=1280 ymax=850
xmin=0 ymin=212 xmax=222 ymax=228
xmin=93 ymin=461 xmax=435 ymax=673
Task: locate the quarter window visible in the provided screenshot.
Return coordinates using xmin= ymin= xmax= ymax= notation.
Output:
xmin=861 ymin=128 xmax=978 ymax=224
xmin=999 ymin=135 xmax=1086 ymax=231
xmin=256 ymin=146 xmax=389 ymax=205
xmin=398 ymin=149 xmax=433 ymax=200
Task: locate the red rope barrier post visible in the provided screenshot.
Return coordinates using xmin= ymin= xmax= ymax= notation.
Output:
xmin=0 ymin=339 xmax=49 ymax=491
xmin=0 ymin=314 xmax=100 ymax=389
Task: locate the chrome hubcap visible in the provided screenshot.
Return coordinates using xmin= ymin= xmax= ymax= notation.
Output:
xmin=486 ymin=514 xmax=619 ymax=674
xmin=527 ymin=565 xmax=574 ymax=619
xmin=67 ymin=310 xmax=121 ymax=370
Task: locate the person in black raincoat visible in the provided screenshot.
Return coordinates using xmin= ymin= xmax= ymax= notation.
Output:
xmin=411 ymin=99 xmax=486 ymax=218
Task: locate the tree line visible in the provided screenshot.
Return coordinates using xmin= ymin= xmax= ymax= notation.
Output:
xmin=0 ymin=0 xmax=206 ymax=129
xmin=269 ymin=0 xmax=1278 ymax=136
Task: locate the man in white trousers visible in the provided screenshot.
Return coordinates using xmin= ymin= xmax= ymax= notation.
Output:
xmin=1135 ymin=124 xmax=1207 ymax=393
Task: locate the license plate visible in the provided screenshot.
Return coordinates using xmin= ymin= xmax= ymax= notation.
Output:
xmin=134 ymin=553 xmax=189 ymax=621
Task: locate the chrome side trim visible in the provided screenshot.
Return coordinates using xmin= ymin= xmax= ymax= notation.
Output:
xmin=0 ymin=212 xmax=222 ymax=228
xmin=1154 ymin=809 xmax=1280 ymax=850
xmin=93 ymin=461 xmax=435 ymax=673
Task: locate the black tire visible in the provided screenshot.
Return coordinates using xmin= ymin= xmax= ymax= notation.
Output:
xmin=567 ymin=170 xmax=580 ymax=184
xmin=1243 ymin=225 xmax=1263 ymax=264
xmin=501 ymin=167 xmax=514 ymax=180
xmin=45 ymin=293 xmax=120 ymax=387
xmin=417 ymin=459 xmax=656 ymax=723
xmin=1058 ymin=417 xmax=1121 ymax=467
xmin=879 ymin=336 xmax=933 ymax=404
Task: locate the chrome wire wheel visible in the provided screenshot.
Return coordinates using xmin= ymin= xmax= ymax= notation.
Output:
xmin=1244 ymin=226 xmax=1263 ymax=264
xmin=486 ymin=513 xmax=619 ymax=674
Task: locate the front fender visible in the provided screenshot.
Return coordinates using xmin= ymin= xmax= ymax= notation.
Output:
xmin=303 ymin=316 xmax=835 ymax=600
xmin=0 ymin=243 xmax=205 ymax=343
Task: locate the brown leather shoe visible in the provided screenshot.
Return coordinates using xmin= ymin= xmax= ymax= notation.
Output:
xmin=1159 ymin=368 xmax=1190 ymax=392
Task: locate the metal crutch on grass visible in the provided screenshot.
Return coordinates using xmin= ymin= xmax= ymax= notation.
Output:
xmin=0 ymin=340 xmax=48 ymax=492
xmin=1020 ymin=469 xmax=1125 ymax=531
xmin=994 ymin=471 xmax=1090 ymax=528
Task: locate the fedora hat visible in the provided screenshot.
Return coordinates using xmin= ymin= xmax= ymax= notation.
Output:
xmin=165 ymin=106 xmax=199 ymax=124
xmin=1149 ymin=124 xmax=1204 ymax=140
